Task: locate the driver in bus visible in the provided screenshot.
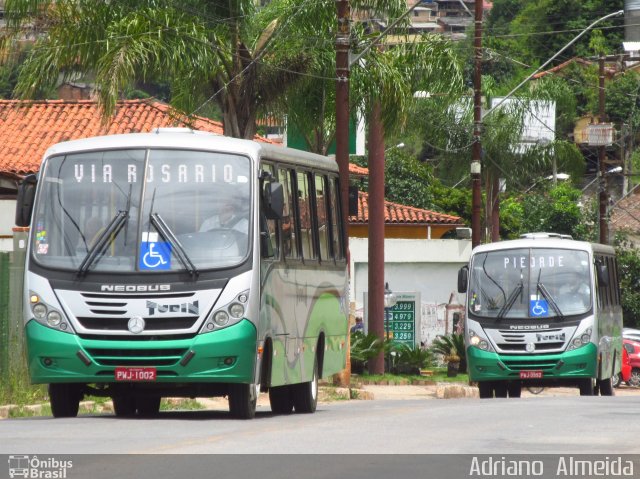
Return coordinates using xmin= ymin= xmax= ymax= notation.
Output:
xmin=199 ymin=199 xmax=248 ymax=234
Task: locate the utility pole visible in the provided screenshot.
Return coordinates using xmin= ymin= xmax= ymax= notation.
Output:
xmin=598 ymin=55 xmax=609 ymax=244
xmin=471 ymin=0 xmax=483 ymax=248
xmin=336 ymin=0 xmax=350 ymax=251
xmin=334 ymin=0 xmax=351 ymax=387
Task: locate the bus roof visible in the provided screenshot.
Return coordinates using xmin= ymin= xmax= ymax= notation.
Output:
xmin=42 ymin=128 xmax=339 ymax=173
xmin=472 ymin=235 xmax=615 ymax=256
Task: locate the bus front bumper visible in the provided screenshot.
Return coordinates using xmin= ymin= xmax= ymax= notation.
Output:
xmin=466 ymin=343 xmax=597 ymax=383
xmin=25 ymin=319 xmax=257 ymax=384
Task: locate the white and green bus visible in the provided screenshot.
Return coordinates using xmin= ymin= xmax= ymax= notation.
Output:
xmin=458 ymin=233 xmax=622 ymax=398
xmin=15 ymin=129 xmax=349 ymax=418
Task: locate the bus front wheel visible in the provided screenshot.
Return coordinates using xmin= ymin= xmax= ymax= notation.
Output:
xmin=49 ymin=384 xmax=82 ymax=418
xmin=579 ymin=378 xmax=595 ymax=396
xmin=228 ymin=383 xmax=257 ymax=419
xmin=597 ymin=377 xmax=614 ymax=396
xmin=478 ymin=382 xmax=493 ymax=399
xmin=293 ymin=359 xmax=318 ymax=413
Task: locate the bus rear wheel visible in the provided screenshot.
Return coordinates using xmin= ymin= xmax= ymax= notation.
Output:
xmin=293 ymin=359 xmax=318 ymax=413
xmin=269 ymin=385 xmax=294 ymax=414
xmin=49 ymin=384 xmax=82 ymax=418
xmin=228 ymin=383 xmax=257 ymax=419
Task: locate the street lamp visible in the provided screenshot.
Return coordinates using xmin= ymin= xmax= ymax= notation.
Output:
xmin=385 ymin=142 xmax=405 ymax=153
xmin=384 ymin=282 xmax=397 ymax=371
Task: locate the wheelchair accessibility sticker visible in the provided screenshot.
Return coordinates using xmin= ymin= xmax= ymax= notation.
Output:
xmin=529 ymin=297 xmax=549 ymax=317
xmin=140 ymin=242 xmax=172 ymax=270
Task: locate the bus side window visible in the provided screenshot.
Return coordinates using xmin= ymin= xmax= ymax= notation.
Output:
xmin=280 ymin=168 xmax=299 ymax=259
xmin=297 ymin=171 xmax=317 ymax=261
xmin=328 ymin=176 xmax=344 ymax=260
xmin=260 ymin=163 xmax=279 ymax=259
xmin=315 ymin=174 xmax=331 ymax=262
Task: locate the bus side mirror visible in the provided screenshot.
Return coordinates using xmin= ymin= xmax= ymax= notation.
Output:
xmin=264 ymin=182 xmax=284 ymax=220
xmin=596 ymin=263 xmax=609 ymax=287
xmin=457 ymin=266 xmax=468 ymax=293
xmin=15 ymin=174 xmax=37 ymax=227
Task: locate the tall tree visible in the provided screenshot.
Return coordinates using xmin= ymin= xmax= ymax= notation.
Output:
xmin=2 ymin=0 xmax=395 ymax=138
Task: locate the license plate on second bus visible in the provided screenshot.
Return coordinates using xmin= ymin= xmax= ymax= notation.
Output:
xmin=115 ymin=367 xmax=157 ymax=382
xmin=520 ymin=370 xmax=543 ymax=379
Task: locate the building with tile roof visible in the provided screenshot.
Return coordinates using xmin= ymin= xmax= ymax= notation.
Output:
xmin=0 ymin=99 xmax=224 ymax=180
xmin=350 ymin=191 xmax=464 ymax=239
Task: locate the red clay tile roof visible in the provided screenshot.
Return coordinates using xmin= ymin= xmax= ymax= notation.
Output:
xmin=350 ymin=191 xmax=463 ymax=225
xmin=610 ymin=188 xmax=640 ymax=232
xmin=349 ymin=163 xmax=369 ymax=176
xmin=0 ymin=99 xmax=228 ymax=176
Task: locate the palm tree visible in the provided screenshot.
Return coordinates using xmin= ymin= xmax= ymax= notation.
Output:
xmin=2 ymin=0 xmax=400 ymax=139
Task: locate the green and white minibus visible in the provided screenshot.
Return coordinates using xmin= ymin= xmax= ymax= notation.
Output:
xmin=15 ymin=129 xmax=349 ymax=418
xmin=458 ymin=233 xmax=622 ymax=398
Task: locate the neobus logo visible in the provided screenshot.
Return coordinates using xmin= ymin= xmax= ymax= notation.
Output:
xmin=100 ymin=284 xmax=171 ymax=292
xmin=509 ymin=324 xmax=550 ymax=330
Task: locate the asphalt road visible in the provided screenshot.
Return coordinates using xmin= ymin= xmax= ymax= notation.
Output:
xmin=2 ymin=394 xmax=640 ymax=454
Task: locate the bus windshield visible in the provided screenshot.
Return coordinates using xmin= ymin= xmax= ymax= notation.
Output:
xmin=31 ymin=148 xmax=252 ymax=273
xmin=468 ymin=248 xmax=592 ymax=319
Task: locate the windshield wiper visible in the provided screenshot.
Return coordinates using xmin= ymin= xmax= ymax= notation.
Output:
xmin=498 ymin=282 xmax=523 ymax=319
xmin=536 ymin=270 xmax=564 ymax=319
xmin=77 ymin=210 xmax=129 ymax=276
xmin=149 ymin=212 xmax=199 ymax=277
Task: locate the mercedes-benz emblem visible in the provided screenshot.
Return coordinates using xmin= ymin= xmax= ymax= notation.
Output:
xmin=128 ymin=316 xmax=145 ymax=334
xmin=526 ymin=342 xmax=536 ymax=353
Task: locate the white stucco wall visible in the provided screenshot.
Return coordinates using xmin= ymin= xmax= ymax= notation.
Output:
xmin=348 ymin=237 xmax=472 ymax=344
xmin=0 ymin=199 xmax=16 ymax=252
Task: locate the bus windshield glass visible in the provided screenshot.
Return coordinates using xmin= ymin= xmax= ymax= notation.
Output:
xmin=468 ymin=248 xmax=592 ymax=319
xmin=31 ymin=148 xmax=252 ymax=272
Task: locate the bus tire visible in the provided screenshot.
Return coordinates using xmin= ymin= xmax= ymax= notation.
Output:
xmin=493 ymin=382 xmax=507 ymax=398
xmin=112 ymin=396 xmax=136 ymax=417
xmin=612 ymin=373 xmax=621 ymax=388
xmin=49 ymin=384 xmax=82 ymax=418
xmin=293 ymin=359 xmax=318 ymax=413
xmin=228 ymin=383 xmax=257 ymax=419
xmin=597 ymin=377 xmax=614 ymax=396
xmin=478 ymin=382 xmax=493 ymax=399
xmin=136 ymin=396 xmax=162 ymax=416
xmin=579 ymin=378 xmax=594 ymax=396
xmin=269 ymin=385 xmax=294 ymax=414
xmin=507 ymin=382 xmax=522 ymax=398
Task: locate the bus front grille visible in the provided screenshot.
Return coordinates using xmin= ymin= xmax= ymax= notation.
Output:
xmin=502 ymin=359 xmax=558 ymax=371
xmin=76 ymin=316 xmax=199 ymax=331
xmin=86 ymin=348 xmax=188 ymax=367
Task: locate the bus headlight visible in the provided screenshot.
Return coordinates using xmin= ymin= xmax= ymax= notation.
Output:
xmin=29 ymin=291 xmax=73 ymax=334
xmin=469 ymin=329 xmax=493 ymax=351
xmin=200 ymin=290 xmax=250 ymax=334
xmin=32 ymin=303 xmax=47 ymax=319
xmin=568 ymin=328 xmax=592 ymax=351
xmin=47 ymin=311 xmax=62 ymax=327
xmin=229 ymin=303 xmax=244 ymax=319
xmin=213 ymin=311 xmax=230 ymax=326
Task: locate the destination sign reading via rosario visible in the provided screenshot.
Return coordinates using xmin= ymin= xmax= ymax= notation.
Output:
xmin=73 ymin=163 xmax=240 ymax=184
